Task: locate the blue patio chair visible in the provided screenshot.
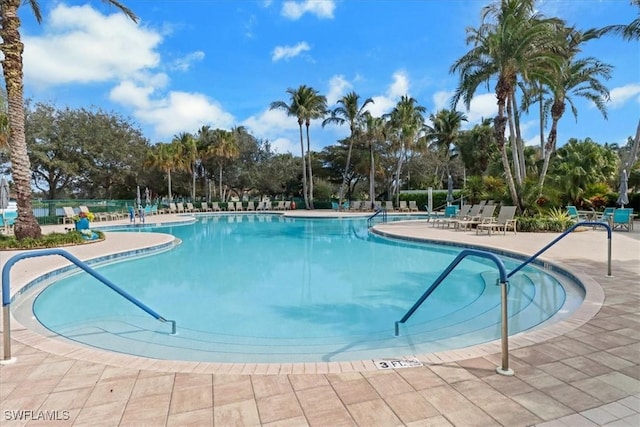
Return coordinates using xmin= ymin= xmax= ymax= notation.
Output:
xmin=566 ymin=205 xmax=580 ymax=222
xmin=611 ymin=208 xmax=634 ymax=232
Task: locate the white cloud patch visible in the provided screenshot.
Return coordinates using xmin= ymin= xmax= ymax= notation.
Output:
xmin=171 ymin=51 xmax=205 ymax=72
xmin=366 ymin=71 xmax=411 ymax=117
xmin=608 ymin=83 xmax=640 ymax=109
xmin=271 ymin=42 xmax=310 ymax=62
xmin=455 ymin=93 xmax=498 ymax=124
xmin=281 ymin=0 xmax=335 ymax=20
xmin=23 ymin=4 xmax=161 ymax=88
xmin=432 ymin=90 xmax=454 ymax=112
xmin=326 ymin=75 xmax=352 ymax=106
xmin=110 ymin=81 xmax=235 ymax=139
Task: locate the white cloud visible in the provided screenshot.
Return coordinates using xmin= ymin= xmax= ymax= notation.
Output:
xmin=271 ymin=42 xmax=310 ymax=62
xmin=366 ymin=71 xmax=411 ymax=117
xmin=23 ymin=4 xmax=161 ymax=88
xmin=270 ymin=137 xmax=300 ymax=154
xmin=432 ymin=90 xmax=454 ymax=112
xmin=608 ymin=83 xmax=640 ymax=109
xmin=326 ymin=75 xmax=352 ymax=106
xmin=110 ymin=82 xmax=235 ymax=140
xmin=456 ymin=93 xmax=498 ymax=124
xmin=281 ymin=0 xmax=335 ymax=20
xmin=171 ymin=51 xmax=205 ymax=72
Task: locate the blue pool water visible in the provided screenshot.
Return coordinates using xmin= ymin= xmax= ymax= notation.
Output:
xmin=30 ymin=214 xmax=583 ymax=362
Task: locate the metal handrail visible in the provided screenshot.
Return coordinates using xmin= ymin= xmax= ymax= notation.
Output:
xmin=367 ymin=208 xmax=387 ymax=227
xmin=394 ymin=249 xmax=514 ymax=375
xmin=508 ymin=221 xmax=612 ymax=278
xmin=2 ymin=249 xmax=176 ymax=362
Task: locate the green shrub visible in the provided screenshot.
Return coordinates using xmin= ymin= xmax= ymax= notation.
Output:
xmin=0 ymin=231 xmax=104 ymax=250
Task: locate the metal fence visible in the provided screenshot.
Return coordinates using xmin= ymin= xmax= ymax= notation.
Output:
xmin=31 ymin=200 xmax=134 ymax=225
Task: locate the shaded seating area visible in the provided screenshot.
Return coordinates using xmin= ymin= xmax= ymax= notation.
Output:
xmin=476 ymin=206 xmax=517 ymax=235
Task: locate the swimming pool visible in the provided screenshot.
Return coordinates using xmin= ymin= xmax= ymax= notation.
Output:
xmin=24 ymin=214 xmax=584 ymax=363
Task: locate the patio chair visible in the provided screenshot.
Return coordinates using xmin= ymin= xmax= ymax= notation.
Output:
xmin=211 ymin=202 xmax=222 ymax=212
xmin=176 ymin=202 xmax=186 ymax=213
xmin=185 ymin=202 xmax=197 ymax=212
xmin=445 ymin=204 xmax=479 ymax=229
xmin=350 ymin=201 xmax=361 ymax=211
xmin=236 ymin=201 xmax=245 ymax=211
xmin=284 ymin=201 xmax=291 ymax=210
xmin=384 ymin=201 xmax=394 ymax=211
xmin=200 ymin=202 xmax=212 ymax=212
xmin=436 ymin=204 xmax=470 ymax=229
xmin=409 ymin=201 xmax=419 ymax=212
xmin=1 ymin=211 xmax=17 ymax=234
xmin=360 ymin=201 xmax=373 ymax=211
xmin=457 ymin=204 xmax=497 ymax=231
xmin=168 ymin=203 xmax=178 ymax=213
xmin=477 ymin=206 xmax=517 ymax=235
xmin=247 ymin=201 xmax=256 ymax=211
xmin=399 ymin=201 xmax=409 ymax=212
xmin=611 ymin=208 xmax=634 ymax=231
xmin=597 ymin=207 xmax=615 ymax=223
xmin=227 ymin=201 xmax=236 ymax=211
xmin=61 ymin=206 xmax=76 ymax=224
xmin=566 ymin=205 xmax=582 ymax=222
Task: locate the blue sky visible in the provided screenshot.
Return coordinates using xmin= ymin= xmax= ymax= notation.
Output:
xmin=18 ymin=0 xmax=640 ymax=154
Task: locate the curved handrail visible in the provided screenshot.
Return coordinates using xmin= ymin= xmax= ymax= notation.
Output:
xmin=393 ymin=248 xmax=511 ymax=374
xmin=367 ymin=208 xmax=387 ymax=227
xmin=2 ymin=248 xmax=176 ymax=362
xmin=508 ymin=221 xmax=612 ymax=278
xmin=394 ymin=249 xmax=507 ymax=336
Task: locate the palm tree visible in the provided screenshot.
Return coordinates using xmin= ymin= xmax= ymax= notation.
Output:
xmin=173 ymin=132 xmax=198 ymax=200
xmin=384 ymin=95 xmax=426 ymax=206
xmin=362 ymin=112 xmax=386 ymax=202
xmin=299 ymin=86 xmax=327 ymax=209
xmin=270 ymin=89 xmax=308 ymax=208
xmin=424 ymin=109 xmax=468 ymax=183
xmin=599 ymin=0 xmax=640 ymax=41
xmin=146 ymin=142 xmax=179 ymax=201
xmin=538 ymin=27 xmax=612 ymax=191
xmin=0 ymin=0 xmax=137 ymax=239
xmin=209 ymin=129 xmax=239 ymax=200
xmin=450 ymin=0 xmax=564 ymax=211
xmin=322 ymin=92 xmax=373 ymax=209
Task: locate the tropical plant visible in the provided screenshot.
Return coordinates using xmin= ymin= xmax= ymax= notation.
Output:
xmin=537 ymin=26 xmax=612 ymax=191
xmin=208 ymin=129 xmax=239 ymax=201
xmin=384 ymin=95 xmax=426 ymax=206
xmin=599 ymin=0 xmax=640 ymax=41
xmin=146 ymin=142 xmax=179 ymax=201
xmin=298 ymin=86 xmax=327 ymax=209
xmin=0 ymin=0 xmax=137 ymax=239
xmin=450 ymin=0 xmax=564 ymax=212
xmin=424 ymin=109 xmax=468 ymax=182
xmin=322 ymin=91 xmax=373 ymax=208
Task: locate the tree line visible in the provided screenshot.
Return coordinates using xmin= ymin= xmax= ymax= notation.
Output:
xmin=1 ymin=0 xmax=638 ymax=239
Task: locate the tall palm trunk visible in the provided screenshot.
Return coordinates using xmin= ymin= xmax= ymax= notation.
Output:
xmin=538 ymin=99 xmax=565 ymax=190
xmin=338 ymin=134 xmax=355 ymax=209
xmin=369 ymin=139 xmax=375 ymax=202
xmin=298 ymin=123 xmax=309 ymax=209
xmin=512 ymin=93 xmax=526 ymax=181
xmin=506 ymin=94 xmax=522 ymax=185
xmin=191 ymin=165 xmax=196 ymax=201
xmin=167 ymin=168 xmax=173 ymax=201
xmin=0 ymin=0 xmax=41 ymax=239
xmin=495 ymin=79 xmax=522 ymax=211
xmin=305 ymin=123 xmax=314 ymax=209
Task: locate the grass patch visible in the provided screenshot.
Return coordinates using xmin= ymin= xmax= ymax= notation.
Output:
xmin=0 ymin=231 xmax=105 ymax=250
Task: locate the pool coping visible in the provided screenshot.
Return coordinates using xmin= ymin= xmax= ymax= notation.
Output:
xmin=2 ymin=216 xmax=606 ymax=375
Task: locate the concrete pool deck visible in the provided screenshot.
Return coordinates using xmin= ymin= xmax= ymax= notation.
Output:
xmin=0 ymin=211 xmax=638 ymax=426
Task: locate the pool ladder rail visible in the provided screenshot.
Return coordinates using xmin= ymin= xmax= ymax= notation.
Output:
xmin=367 ymin=208 xmax=387 ymax=227
xmin=394 ymin=221 xmax=612 ymax=376
xmin=2 ymin=248 xmax=176 ymax=364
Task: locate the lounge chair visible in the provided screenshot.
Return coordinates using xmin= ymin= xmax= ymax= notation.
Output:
xmin=176 ymin=202 xmax=185 ymax=213
xmin=168 ymin=203 xmax=178 ymax=213
xmin=611 ymin=208 xmax=634 ymax=231
xmin=409 ymin=201 xmax=419 ymax=212
xmin=445 ymin=204 xmax=480 ymax=229
xmin=247 ymin=201 xmax=256 ymax=211
xmin=276 ymin=201 xmax=285 ymax=210
xmin=284 ymin=201 xmax=291 ymax=210
xmin=186 ymin=202 xmax=199 ymax=212
xmin=398 ymin=201 xmax=409 ymax=212
xmin=360 ymin=201 xmax=373 ymax=211
xmin=349 ymin=201 xmax=361 ymax=211
xmin=200 ymin=202 xmax=212 ymax=212
xmin=236 ymin=201 xmax=245 ymax=211
xmin=457 ymin=204 xmax=497 ymax=231
xmin=227 ymin=201 xmax=236 ymax=211
xmin=477 ymin=206 xmax=517 ymax=235
xmin=61 ymin=206 xmax=76 ymax=224
xmin=384 ymin=201 xmax=394 ymax=212
xmin=1 ymin=211 xmax=17 ymax=234
xmin=566 ymin=205 xmax=587 ymax=222
xmin=211 ymin=202 xmax=222 ymax=212
xmin=597 ymin=207 xmax=615 ymax=223
xmin=436 ymin=205 xmax=470 ymax=229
